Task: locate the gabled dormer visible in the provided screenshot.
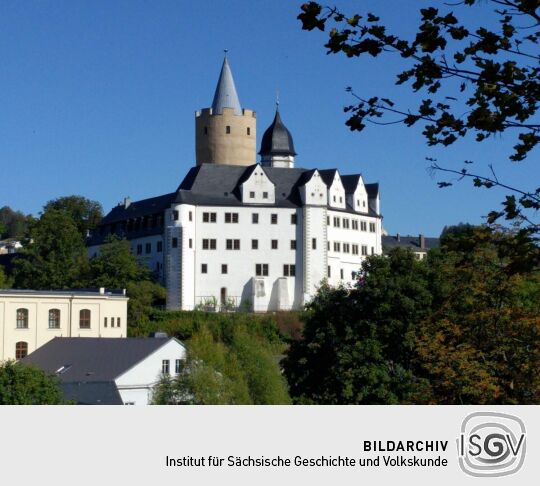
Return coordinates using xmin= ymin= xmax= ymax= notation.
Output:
xmin=342 ymin=174 xmax=369 ymax=212
xmin=320 ymin=169 xmax=346 ymax=209
xmin=239 ymin=164 xmax=275 ymax=204
xmin=299 ymin=170 xmax=328 ymax=206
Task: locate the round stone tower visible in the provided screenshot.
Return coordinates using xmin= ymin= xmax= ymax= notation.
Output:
xmin=195 ymin=55 xmax=256 ymax=166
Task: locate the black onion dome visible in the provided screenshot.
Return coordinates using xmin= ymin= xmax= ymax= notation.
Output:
xmin=259 ymin=109 xmax=297 ymax=157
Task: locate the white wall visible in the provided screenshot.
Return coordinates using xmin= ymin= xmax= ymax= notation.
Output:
xmin=115 ymin=338 xmax=187 ymax=405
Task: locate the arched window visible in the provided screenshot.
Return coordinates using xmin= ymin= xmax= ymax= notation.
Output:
xmin=79 ymin=309 xmax=91 ymax=329
xmin=16 ymin=308 xmax=28 ymax=329
xmin=48 ymin=309 xmax=60 ymax=329
xmin=15 ymin=341 xmax=28 ymax=359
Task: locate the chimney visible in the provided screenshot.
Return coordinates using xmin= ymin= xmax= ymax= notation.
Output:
xmin=419 ymin=234 xmax=426 ymax=250
xmin=123 ymin=197 xmax=132 ymax=209
xmin=396 ymin=233 xmax=400 ymax=242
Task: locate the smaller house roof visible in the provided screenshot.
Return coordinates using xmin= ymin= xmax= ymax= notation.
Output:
xmin=22 ymin=337 xmax=177 ymax=382
xmin=382 ymin=234 xmax=440 ymax=252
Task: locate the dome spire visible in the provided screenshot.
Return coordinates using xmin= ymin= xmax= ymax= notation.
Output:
xmin=211 ymin=52 xmax=242 ymax=115
xmin=259 ymin=106 xmax=296 ymax=168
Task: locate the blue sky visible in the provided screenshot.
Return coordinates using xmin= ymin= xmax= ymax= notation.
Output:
xmin=0 ymin=0 xmax=536 ymax=236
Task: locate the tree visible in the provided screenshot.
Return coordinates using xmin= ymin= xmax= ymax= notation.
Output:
xmin=43 ymin=196 xmax=103 ymax=239
xmin=284 ymin=230 xmax=540 ymax=404
xmin=0 ymin=266 xmax=12 ymax=288
xmin=0 ymin=361 xmax=65 ymax=405
xmin=0 ymin=206 xmax=32 ymax=239
xmin=84 ymin=236 xmax=167 ymax=327
xmin=284 ymin=250 xmax=433 ymax=404
xmin=298 ymin=1 xmax=540 ymax=234
xmin=152 ymin=324 xmax=291 ymax=405
xmin=12 ymin=208 xmax=87 ymax=289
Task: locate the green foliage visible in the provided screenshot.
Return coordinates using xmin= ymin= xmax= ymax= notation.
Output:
xmin=285 ymin=228 xmax=540 ymax=404
xmin=151 ymin=321 xmax=291 ymax=405
xmin=0 ymin=266 xmax=12 ymax=288
xmin=0 ymin=206 xmax=32 ymax=239
xmin=284 ymin=249 xmax=432 ymax=404
xmin=298 ymin=1 xmax=540 ymax=233
xmin=13 ymin=209 xmax=88 ymax=289
xmin=43 ymin=195 xmax=103 ymax=238
xmin=0 ymin=361 xmax=65 ymax=405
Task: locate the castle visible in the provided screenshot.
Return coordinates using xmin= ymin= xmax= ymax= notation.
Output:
xmin=88 ymin=55 xmax=382 ymax=311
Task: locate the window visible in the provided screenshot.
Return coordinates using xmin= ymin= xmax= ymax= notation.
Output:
xmin=249 ymin=191 xmax=255 ymax=199
xmin=111 ymin=317 xmax=115 ymax=327
xmin=327 ymin=266 xmax=331 ymax=278
xmin=327 ymin=216 xmax=330 ymax=225
xmin=333 ymin=195 xmax=336 ymax=202
xmin=221 ymin=264 xmax=228 ymax=274
xmin=175 ymin=359 xmax=182 ymax=373
xmin=204 ymin=126 xmax=208 ymax=135
xmin=173 ymin=210 xmax=179 ymax=221
xmin=48 ymin=309 xmax=60 ymax=329
xmin=371 ymin=246 xmax=375 ymax=255
xmin=137 ymin=244 xmax=142 ymax=255
xmin=352 ymin=244 xmax=359 ymax=255
xmin=340 ymin=268 xmax=344 ymax=280
xmin=271 ymin=240 xmax=278 ymax=250
xmin=290 ymin=240 xmax=296 ymax=250
xmin=291 ymin=214 xmax=297 ymax=225
xmin=201 ymin=263 xmax=207 ymax=274
xmin=333 ymin=217 xmax=340 ymax=228
xmin=15 ymin=341 xmax=28 ymax=360
xmin=79 ymin=309 xmax=91 ymax=329
xmin=226 ymin=125 xmax=231 ymax=134
xmin=16 ymin=308 xmax=28 ymax=329
xmin=247 ymin=127 xmax=251 ymax=135
xmin=343 ymin=218 xmax=350 ymax=229
xmin=362 ymin=245 xmax=368 ymax=256
xmin=340 ymin=196 xmax=343 ymax=203
xmin=203 ymin=212 xmax=217 ymax=223
xmin=255 ymin=264 xmax=269 ymax=276
xmin=172 ymin=238 xmax=178 ymax=248
xmin=263 ymin=192 xmax=269 ymax=199
xmin=104 ymin=317 xmax=108 ymax=328
xmin=252 ymin=213 xmax=259 ymax=224
xmin=312 ymin=238 xmax=317 ymax=250
xmin=271 ymin=213 xmax=278 ymax=224
xmin=157 ymin=241 xmax=163 ymax=252
xmin=117 ymin=317 xmax=121 ymax=328
xmin=352 ymin=220 xmax=359 ymax=230
xmin=369 ymin=222 xmax=376 ymax=233
xmin=226 ymin=239 xmax=240 ymax=250
xmin=283 ymin=264 xmax=296 ymax=277
xmin=145 ymin=243 xmax=151 ymax=254
xmin=334 ymin=242 xmax=341 ymax=252
xmin=343 ymin=243 xmax=350 ymax=253
xmin=162 ymin=360 xmax=170 ymax=374
xmin=202 ymin=239 xmax=216 ymax=250
xmin=189 ymin=211 xmax=193 ymax=222
xmin=252 ymin=239 xmax=258 ymax=250
xmin=225 ymin=212 xmax=239 ymax=223
xmin=363 ymin=200 xmax=366 ymax=207
xmin=189 ymin=238 xmax=192 ymax=249
xmin=361 ymin=221 xmax=367 ymax=232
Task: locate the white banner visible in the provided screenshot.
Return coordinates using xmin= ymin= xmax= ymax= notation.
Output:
xmin=0 ymin=405 xmax=537 ymax=484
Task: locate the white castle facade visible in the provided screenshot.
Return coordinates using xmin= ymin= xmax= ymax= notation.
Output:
xmin=88 ymin=56 xmax=382 ymax=312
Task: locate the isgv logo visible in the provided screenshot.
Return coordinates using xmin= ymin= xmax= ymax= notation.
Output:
xmin=457 ymin=412 xmax=526 ymax=477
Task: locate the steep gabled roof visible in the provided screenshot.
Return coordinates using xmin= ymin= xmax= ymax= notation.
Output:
xmin=22 ymin=337 xmax=173 ymax=382
xmin=341 ymin=174 xmax=362 ymax=193
xmin=318 ymin=169 xmax=338 ymax=187
xmin=211 ymin=55 xmax=242 ymax=115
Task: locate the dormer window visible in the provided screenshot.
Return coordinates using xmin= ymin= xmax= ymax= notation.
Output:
xmin=249 ymin=191 xmax=255 ymax=199
xmin=263 ymin=192 xmax=268 ymax=199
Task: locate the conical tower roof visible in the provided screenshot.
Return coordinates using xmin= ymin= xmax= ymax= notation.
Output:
xmin=211 ymin=55 xmax=242 ymax=115
xmin=259 ymin=108 xmax=296 ymax=157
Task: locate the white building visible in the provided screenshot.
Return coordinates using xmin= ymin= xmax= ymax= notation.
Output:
xmin=88 ymin=56 xmax=383 ymax=312
xmin=22 ymin=336 xmax=186 ymax=405
xmin=0 ymin=289 xmax=127 ymax=361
